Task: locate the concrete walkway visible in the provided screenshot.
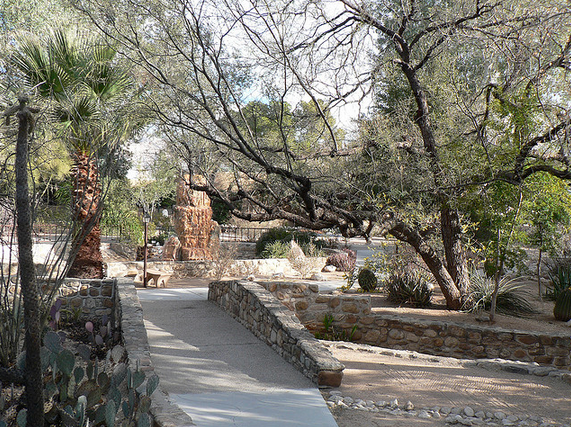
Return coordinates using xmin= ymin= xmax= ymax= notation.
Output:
xmin=137 ymin=285 xmax=338 ymax=427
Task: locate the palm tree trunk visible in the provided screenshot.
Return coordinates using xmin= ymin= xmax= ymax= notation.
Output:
xmin=68 ymin=151 xmax=103 ymax=279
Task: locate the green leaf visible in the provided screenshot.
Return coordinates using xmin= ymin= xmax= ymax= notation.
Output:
xmin=122 ymin=400 xmax=130 ymax=419
xmin=46 ymin=381 xmax=58 ymax=400
xmin=146 ymin=375 xmax=159 ymax=396
xmin=132 ymin=370 xmax=145 ymax=389
xmin=87 ymin=388 xmax=103 ymax=409
xmin=44 ymin=331 xmax=63 ymax=353
xmin=138 ymin=395 xmax=151 ymax=414
xmin=41 ymin=346 xmax=51 ymax=371
xmin=57 ymin=349 xmax=76 ymax=377
xmin=77 ymin=344 xmax=91 ymax=362
xmin=112 ymin=363 xmax=127 ymax=386
xmin=137 ymin=413 xmax=151 ymax=427
xmin=16 ymin=409 xmax=27 ymax=427
xmin=94 ymin=406 xmax=106 ymax=425
xmin=74 ymin=366 xmax=85 ymax=384
xmin=86 ymin=361 xmax=94 ymax=380
xmin=105 ymin=399 xmax=116 ymax=427
xmin=97 ymin=372 xmax=110 ymax=390
xmin=75 ymin=379 xmax=97 ymax=399
xmin=109 ymin=386 xmax=122 ymax=409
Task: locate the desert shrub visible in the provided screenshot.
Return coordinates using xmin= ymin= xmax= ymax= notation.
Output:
xmin=255 ymin=227 xmax=328 ymax=258
xmin=358 ymin=268 xmax=378 ymax=292
xmin=386 ymin=270 xmax=433 ymax=307
xmin=326 ymin=248 xmax=356 ymax=272
xmin=545 ymin=260 xmax=571 ymax=301
xmin=467 ymin=271 xmax=536 ymax=317
xmin=260 ymin=240 xmax=291 ymax=258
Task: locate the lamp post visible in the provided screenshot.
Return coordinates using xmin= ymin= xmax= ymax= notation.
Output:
xmin=143 ymin=212 xmax=151 ymax=287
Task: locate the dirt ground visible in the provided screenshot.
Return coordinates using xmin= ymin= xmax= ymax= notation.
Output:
xmin=325 ymin=341 xmax=571 ymax=427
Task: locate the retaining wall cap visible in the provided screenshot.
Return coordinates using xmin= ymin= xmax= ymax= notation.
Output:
xmin=376 ymin=312 xmax=571 ymax=339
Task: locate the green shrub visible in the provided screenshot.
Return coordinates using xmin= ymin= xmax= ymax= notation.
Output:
xmin=255 ymin=227 xmax=328 ymax=258
xmin=467 ymin=271 xmax=536 ymax=317
xmin=358 ymin=268 xmax=378 ymax=292
xmin=386 ymin=270 xmax=433 ymax=307
xmin=260 ymin=240 xmax=291 ymax=258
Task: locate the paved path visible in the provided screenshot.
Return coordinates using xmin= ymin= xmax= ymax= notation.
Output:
xmin=138 ymin=285 xmax=338 ymax=427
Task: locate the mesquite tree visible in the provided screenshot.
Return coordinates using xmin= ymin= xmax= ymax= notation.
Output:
xmin=74 ymin=0 xmax=571 ymax=308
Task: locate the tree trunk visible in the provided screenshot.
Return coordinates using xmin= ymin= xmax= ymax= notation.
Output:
xmin=441 ymin=206 xmax=471 ymax=299
xmin=14 ymin=98 xmax=44 ymax=425
xmin=68 ymin=151 xmax=103 ymax=279
xmin=391 ymin=221 xmax=463 ymax=309
xmin=537 ymin=247 xmax=543 ymax=298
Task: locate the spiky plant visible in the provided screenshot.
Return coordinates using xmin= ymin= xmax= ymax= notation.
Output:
xmin=467 ymin=271 xmax=536 ymax=317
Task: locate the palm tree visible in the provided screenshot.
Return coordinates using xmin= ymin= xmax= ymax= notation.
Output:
xmin=11 ymin=29 xmax=136 ymax=278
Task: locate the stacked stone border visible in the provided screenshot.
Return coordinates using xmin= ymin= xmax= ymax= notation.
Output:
xmin=6 ymin=278 xmax=116 ymax=323
xmin=115 ymin=278 xmax=196 ymax=427
xmin=208 ymin=280 xmax=345 ymax=387
xmin=106 ymin=258 xmax=326 ymax=281
xmin=258 ymin=282 xmax=571 ymax=371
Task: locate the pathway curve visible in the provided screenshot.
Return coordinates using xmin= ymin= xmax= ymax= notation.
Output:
xmin=137 ymin=281 xmax=338 ymax=427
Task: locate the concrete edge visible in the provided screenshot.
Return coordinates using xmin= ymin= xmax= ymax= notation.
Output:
xmin=208 ymin=280 xmax=345 ymax=387
xmin=116 ymin=278 xmax=196 ymax=427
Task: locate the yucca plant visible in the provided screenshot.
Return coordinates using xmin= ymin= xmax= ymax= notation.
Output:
xmin=467 ymin=271 xmax=536 ymax=317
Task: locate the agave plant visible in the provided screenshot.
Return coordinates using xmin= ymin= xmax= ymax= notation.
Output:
xmin=545 ymin=262 xmax=571 ymax=302
xmin=466 ymin=271 xmax=536 ymax=317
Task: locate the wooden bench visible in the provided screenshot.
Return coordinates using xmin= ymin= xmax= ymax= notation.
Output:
xmin=145 ymin=270 xmax=172 ymax=288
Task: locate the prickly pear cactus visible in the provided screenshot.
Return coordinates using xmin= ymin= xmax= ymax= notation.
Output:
xmin=358 ymin=268 xmax=377 ymax=292
xmin=553 ymin=287 xmax=571 ymax=321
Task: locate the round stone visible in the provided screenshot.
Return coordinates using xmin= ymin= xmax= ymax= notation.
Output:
xmin=418 ymin=411 xmax=431 ymax=419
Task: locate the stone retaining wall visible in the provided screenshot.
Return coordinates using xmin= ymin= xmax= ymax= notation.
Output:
xmin=54 ymin=278 xmax=116 ymax=321
xmin=106 ymin=258 xmax=327 ymax=280
xmin=6 ymin=278 xmax=116 ymax=323
xmin=208 ymin=280 xmax=345 ymax=387
xmin=259 ymin=282 xmax=571 ymax=371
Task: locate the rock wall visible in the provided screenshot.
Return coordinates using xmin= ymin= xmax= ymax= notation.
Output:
xmin=208 ymin=280 xmax=345 ymax=387
xmin=259 ymin=282 xmax=571 ymax=371
xmin=34 ymin=278 xmax=116 ymax=323
xmin=106 ymin=257 xmax=327 ymax=280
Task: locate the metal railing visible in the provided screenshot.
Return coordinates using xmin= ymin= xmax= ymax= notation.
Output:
xmin=219 ymin=226 xmax=272 ymax=243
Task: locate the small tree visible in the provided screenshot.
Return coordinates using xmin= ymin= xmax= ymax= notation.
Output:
xmin=525 ymin=174 xmax=571 ymax=297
